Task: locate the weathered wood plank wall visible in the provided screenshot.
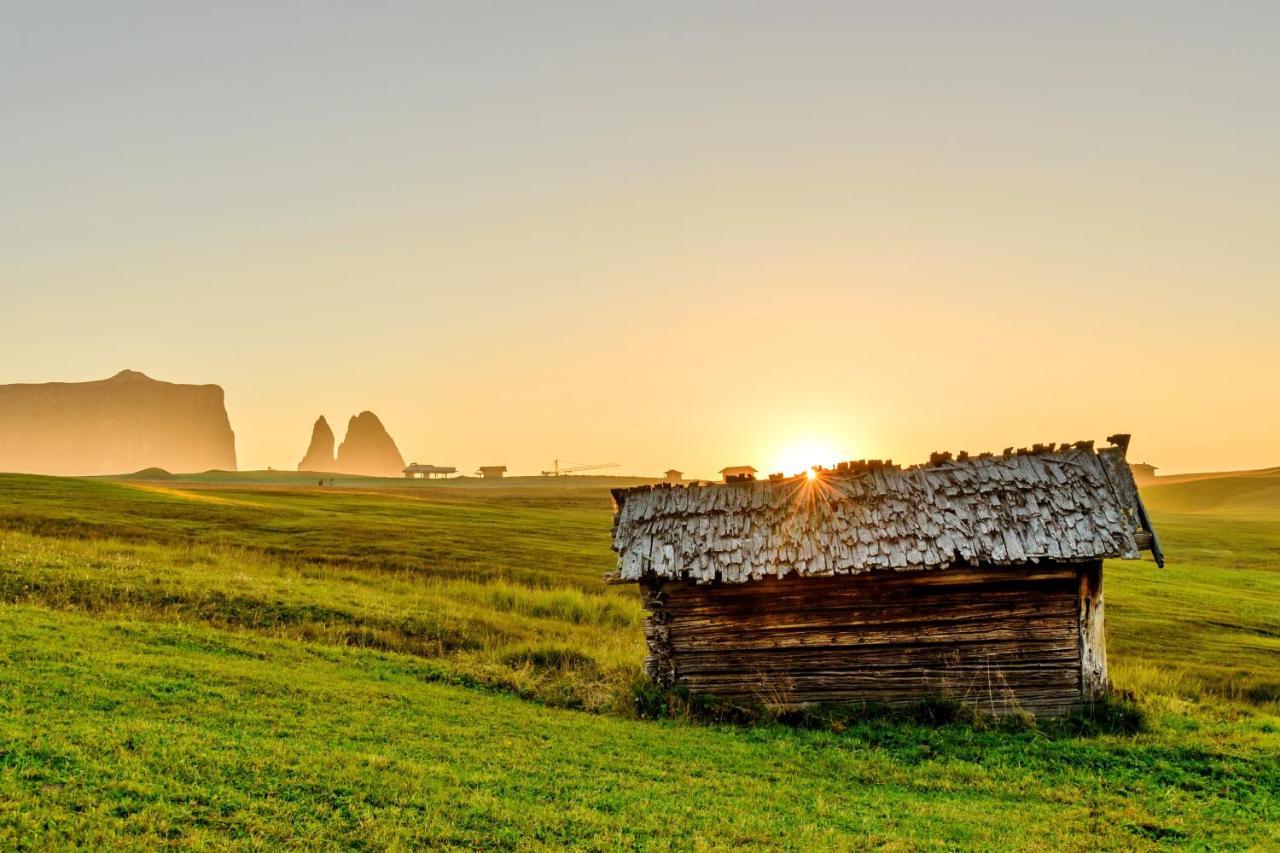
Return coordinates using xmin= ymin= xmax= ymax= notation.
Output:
xmin=644 ymin=561 xmax=1103 ymax=717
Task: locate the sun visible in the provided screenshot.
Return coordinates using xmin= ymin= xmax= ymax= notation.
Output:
xmin=805 ymin=467 xmax=818 ymax=481
xmin=771 ymin=439 xmax=843 ymax=477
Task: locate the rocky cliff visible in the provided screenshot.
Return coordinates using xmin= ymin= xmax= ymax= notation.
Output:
xmin=0 ymin=370 xmax=237 ymax=476
xmin=298 ymin=416 xmax=336 ymax=471
xmin=335 ymin=411 xmax=405 ymax=477
xmin=296 ymin=411 xmax=405 ymax=477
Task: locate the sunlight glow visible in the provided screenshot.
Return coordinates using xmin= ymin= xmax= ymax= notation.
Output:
xmin=771 ymin=439 xmax=844 ymax=478
xmin=805 ymin=467 xmax=818 ymax=481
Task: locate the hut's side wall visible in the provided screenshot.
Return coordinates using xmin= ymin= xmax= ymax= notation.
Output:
xmin=642 ymin=562 xmax=1102 ymax=717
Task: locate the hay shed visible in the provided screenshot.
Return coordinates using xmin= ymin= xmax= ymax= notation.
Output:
xmin=609 ymin=435 xmax=1162 ymax=716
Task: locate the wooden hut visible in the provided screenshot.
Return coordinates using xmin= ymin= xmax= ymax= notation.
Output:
xmin=477 ymin=465 xmax=508 ymax=479
xmin=1129 ymin=462 xmax=1158 ymax=483
xmin=609 ymin=436 xmax=1163 ymax=717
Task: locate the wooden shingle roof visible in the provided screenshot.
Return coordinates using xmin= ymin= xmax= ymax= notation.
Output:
xmin=610 ymin=437 xmax=1161 ymax=585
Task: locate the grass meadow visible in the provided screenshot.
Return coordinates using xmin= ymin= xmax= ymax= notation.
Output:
xmin=0 ymin=471 xmax=1277 ymax=847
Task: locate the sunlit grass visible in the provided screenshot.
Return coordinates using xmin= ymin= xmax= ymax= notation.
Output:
xmin=1 ymin=472 xmax=1278 ymax=716
xmin=0 ymin=526 xmax=644 ymax=712
xmin=0 ymin=471 xmax=1277 ymax=846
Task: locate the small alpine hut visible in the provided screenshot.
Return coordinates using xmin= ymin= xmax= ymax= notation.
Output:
xmin=1129 ymin=462 xmax=1158 ymax=484
xmin=609 ymin=435 xmax=1163 ymax=716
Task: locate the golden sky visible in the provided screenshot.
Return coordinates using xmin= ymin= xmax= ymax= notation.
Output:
xmin=3 ymin=4 xmax=1277 ymax=477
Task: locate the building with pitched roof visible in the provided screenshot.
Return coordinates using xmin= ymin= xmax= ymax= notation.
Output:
xmin=610 ymin=435 xmax=1161 ymax=716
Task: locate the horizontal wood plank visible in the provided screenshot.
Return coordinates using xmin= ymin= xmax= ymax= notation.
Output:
xmin=645 ymin=563 xmax=1093 ymax=716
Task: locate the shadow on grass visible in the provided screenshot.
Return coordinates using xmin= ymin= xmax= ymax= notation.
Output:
xmin=633 ymin=681 xmax=1146 ymax=738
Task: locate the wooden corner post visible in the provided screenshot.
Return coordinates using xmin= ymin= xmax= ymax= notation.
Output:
xmin=1078 ymin=560 xmax=1109 ymax=699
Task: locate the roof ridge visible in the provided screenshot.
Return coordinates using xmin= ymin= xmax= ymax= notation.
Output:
xmin=614 ymin=436 xmax=1132 ymax=502
xmin=610 ymin=434 xmax=1154 ymax=584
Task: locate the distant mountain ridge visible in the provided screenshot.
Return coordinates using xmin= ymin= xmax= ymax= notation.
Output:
xmin=0 ymin=370 xmax=236 ymax=476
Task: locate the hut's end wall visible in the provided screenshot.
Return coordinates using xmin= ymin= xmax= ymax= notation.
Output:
xmin=642 ymin=561 xmax=1106 ymax=717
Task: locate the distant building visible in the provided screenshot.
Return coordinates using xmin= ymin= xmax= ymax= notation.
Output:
xmin=403 ymin=463 xmax=457 ymax=479
xmin=664 ymin=469 xmax=683 ymax=483
xmin=718 ymin=465 xmax=757 ymax=483
xmin=477 ymin=465 xmax=507 ymax=479
xmin=1130 ymin=462 xmax=1158 ymax=483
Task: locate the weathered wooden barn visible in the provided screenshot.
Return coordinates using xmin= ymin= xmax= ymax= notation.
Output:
xmin=610 ymin=436 xmax=1163 ymax=716
xmin=1130 ymin=462 xmax=1158 ymax=483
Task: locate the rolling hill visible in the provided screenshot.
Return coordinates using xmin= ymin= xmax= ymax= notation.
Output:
xmin=1142 ymin=467 xmax=1280 ymax=515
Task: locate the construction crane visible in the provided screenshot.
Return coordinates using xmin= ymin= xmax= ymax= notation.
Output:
xmin=540 ymin=459 xmax=620 ymax=477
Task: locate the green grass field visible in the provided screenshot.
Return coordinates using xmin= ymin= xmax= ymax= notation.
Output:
xmin=0 ymin=471 xmax=1277 ymax=848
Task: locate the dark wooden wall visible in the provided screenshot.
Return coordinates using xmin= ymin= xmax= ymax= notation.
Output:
xmin=642 ymin=561 xmax=1105 ymax=717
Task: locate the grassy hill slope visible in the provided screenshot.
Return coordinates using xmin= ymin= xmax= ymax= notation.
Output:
xmin=1142 ymin=470 xmax=1280 ymax=515
xmin=1143 ymin=466 xmax=1280 ymax=487
xmin=0 ymin=471 xmax=1277 ymax=846
xmin=4 ymin=605 xmax=1276 ymax=849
